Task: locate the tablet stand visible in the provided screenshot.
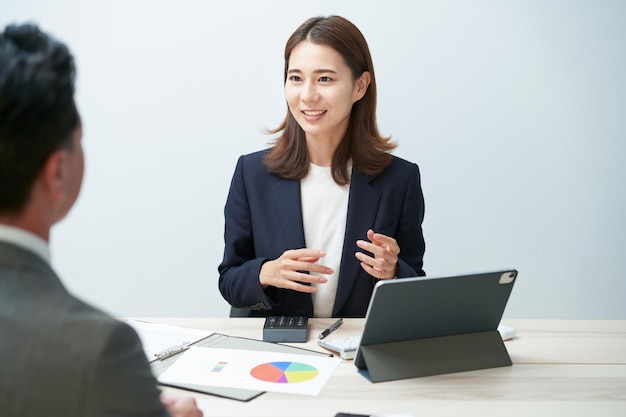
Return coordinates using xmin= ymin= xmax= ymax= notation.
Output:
xmin=359 ymin=330 xmax=512 ymax=383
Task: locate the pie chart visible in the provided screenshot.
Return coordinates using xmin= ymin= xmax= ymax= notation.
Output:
xmin=250 ymin=361 xmax=319 ymax=383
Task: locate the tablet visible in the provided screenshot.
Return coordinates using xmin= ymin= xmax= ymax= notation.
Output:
xmin=354 ymin=269 xmax=518 ymax=371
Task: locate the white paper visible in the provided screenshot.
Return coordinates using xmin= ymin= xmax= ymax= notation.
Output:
xmin=158 ymin=346 xmax=341 ymax=396
xmin=125 ymin=319 xmax=213 ymax=361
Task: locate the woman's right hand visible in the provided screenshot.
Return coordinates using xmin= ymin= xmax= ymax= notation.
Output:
xmin=259 ymin=249 xmax=333 ymax=293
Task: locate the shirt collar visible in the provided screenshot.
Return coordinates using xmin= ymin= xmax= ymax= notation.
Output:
xmin=0 ymin=224 xmax=51 ymax=264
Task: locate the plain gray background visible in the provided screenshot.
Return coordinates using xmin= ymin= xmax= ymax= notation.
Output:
xmin=2 ymin=0 xmax=625 ymax=319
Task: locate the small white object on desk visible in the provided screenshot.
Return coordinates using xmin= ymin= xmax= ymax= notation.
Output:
xmin=318 ymin=335 xmax=361 ymax=359
xmin=497 ymin=324 xmax=516 ymax=340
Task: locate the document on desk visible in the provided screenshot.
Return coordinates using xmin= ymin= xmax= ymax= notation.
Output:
xmin=125 ymin=319 xmax=213 ymax=362
xmin=158 ymin=346 xmax=341 ymax=396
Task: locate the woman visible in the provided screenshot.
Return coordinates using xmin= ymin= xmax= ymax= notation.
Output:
xmin=218 ymin=15 xmax=425 ymax=318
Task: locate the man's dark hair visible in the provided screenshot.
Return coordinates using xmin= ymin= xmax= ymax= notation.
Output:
xmin=0 ymin=23 xmax=79 ymax=214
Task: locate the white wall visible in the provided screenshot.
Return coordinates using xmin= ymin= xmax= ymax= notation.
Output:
xmin=2 ymin=0 xmax=625 ymax=319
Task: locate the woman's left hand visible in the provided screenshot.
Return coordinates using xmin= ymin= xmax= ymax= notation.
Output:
xmin=355 ymin=229 xmax=399 ymax=280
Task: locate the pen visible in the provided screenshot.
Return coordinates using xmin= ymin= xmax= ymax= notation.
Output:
xmin=318 ymin=318 xmax=343 ymax=339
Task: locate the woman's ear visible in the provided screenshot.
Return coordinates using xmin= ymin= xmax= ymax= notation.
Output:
xmin=353 ymin=71 xmax=371 ymax=102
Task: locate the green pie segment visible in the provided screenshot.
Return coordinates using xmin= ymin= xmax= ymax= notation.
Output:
xmin=250 ymin=361 xmax=319 ymax=383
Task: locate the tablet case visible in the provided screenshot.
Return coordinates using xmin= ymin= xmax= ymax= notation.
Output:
xmin=354 ymin=269 xmax=517 ymax=382
xmin=151 ymin=333 xmax=331 ymax=401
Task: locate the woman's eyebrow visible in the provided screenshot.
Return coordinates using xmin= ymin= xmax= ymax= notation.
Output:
xmin=287 ymin=68 xmax=338 ymax=74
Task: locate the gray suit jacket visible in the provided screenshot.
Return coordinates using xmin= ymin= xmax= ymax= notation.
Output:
xmin=0 ymin=241 xmax=169 ymax=417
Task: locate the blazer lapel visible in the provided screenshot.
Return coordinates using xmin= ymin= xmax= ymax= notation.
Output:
xmin=269 ymin=176 xmax=306 ymax=250
xmin=333 ymin=170 xmax=380 ymax=315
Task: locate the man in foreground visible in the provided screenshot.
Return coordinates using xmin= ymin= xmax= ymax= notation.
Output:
xmin=0 ymin=22 xmax=203 ymax=417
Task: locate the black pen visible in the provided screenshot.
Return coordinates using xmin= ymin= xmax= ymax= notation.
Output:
xmin=318 ymin=318 xmax=343 ymax=339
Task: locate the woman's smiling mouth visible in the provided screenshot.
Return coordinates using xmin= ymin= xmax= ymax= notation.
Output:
xmin=302 ymin=110 xmax=327 ymax=116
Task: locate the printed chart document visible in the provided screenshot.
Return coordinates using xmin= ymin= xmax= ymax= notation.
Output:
xmin=126 ymin=319 xmax=213 ymax=362
xmin=158 ymin=346 xmax=341 ymax=396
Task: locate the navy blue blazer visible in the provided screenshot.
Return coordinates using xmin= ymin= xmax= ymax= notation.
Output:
xmin=218 ymin=149 xmax=425 ymax=318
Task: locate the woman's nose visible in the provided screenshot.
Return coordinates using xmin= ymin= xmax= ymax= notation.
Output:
xmin=301 ymin=81 xmax=319 ymax=102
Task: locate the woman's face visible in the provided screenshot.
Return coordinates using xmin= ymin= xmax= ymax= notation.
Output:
xmin=285 ymin=41 xmax=369 ymax=146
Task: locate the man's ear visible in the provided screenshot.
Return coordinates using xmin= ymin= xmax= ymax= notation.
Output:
xmin=39 ymin=149 xmax=69 ymax=202
xmin=353 ymin=71 xmax=372 ymax=102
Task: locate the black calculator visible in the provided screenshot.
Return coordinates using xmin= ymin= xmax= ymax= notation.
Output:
xmin=263 ymin=315 xmax=308 ymax=343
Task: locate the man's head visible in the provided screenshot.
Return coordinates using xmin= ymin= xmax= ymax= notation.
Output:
xmin=0 ymin=23 xmax=83 ymax=227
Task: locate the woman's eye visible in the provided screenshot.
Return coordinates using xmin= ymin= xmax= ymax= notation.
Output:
xmin=289 ymin=75 xmax=302 ymax=82
xmin=319 ymin=76 xmax=331 ymax=83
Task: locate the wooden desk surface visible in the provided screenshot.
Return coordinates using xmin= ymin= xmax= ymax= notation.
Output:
xmin=139 ymin=318 xmax=626 ymax=417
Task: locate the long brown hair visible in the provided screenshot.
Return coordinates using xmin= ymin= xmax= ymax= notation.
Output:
xmin=264 ymin=15 xmax=396 ymax=185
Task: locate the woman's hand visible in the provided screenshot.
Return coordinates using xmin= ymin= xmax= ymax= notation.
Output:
xmin=355 ymin=229 xmax=399 ymax=280
xmin=260 ymin=249 xmax=333 ymax=293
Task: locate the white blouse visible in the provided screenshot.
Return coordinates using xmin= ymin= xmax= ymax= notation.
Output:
xmin=300 ymin=163 xmax=350 ymax=317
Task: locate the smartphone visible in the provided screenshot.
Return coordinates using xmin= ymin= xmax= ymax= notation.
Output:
xmin=335 ymin=414 xmax=370 ymax=417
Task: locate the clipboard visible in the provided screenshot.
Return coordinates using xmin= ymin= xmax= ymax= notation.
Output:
xmin=150 ymin=332 xmax=331 ymax=401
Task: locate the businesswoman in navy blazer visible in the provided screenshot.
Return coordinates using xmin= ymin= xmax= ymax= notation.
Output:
xmin=219 ymin=15 xmax=425 ymax=318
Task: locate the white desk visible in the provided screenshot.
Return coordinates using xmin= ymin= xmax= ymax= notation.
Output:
xmin=140 ymin=318 xmax=626 ymax=417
